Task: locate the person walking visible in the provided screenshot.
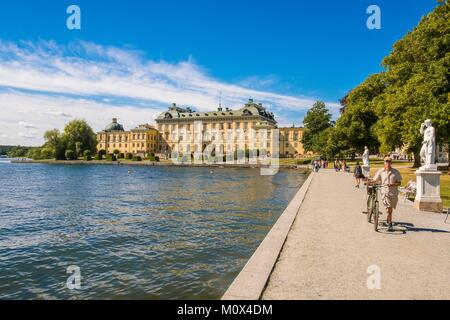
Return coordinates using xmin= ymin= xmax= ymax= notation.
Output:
xmin=353 ymin=161 xmax=363 ymax=188
xmin=314 ymin=160 xmax=320 ymax=172
xmin=370 ymin=157 xmax=402 ymax=232
xmin=342 ymin=160 xmax=349 ymax=172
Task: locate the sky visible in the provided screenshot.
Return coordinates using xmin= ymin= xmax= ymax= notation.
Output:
xmin=0 ymin=0 xmax=438 ymax=146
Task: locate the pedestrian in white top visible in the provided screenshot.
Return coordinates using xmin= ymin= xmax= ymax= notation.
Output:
xmin=370 ymin=157 xmax=402 ymax=232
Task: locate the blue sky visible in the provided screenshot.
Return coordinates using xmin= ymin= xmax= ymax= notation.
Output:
xmin=0 ymin=0 xmax=438 ymax=145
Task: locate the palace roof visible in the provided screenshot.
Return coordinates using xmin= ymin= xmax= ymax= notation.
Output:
xmin=156 ymin=99 xmax=276 ymax=123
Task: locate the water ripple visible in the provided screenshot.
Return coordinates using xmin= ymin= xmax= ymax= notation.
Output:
xmin=0 ymin=163 xmax=306 ymax=299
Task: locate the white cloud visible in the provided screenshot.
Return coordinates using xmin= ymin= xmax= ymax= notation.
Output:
xmin=0 ymin=91 xmax=163 ymax=146
xmin=18 ymin=121 xmax=37 ymax=129
xmin=0 ymin=39 xmax=340 ymax=145
xmin=18 ymin=132 xmax=37 ymax=139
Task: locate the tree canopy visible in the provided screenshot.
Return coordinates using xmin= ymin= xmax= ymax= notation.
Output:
xmin=29 ymin=120 xmax=97 ymax=160
xmin=309 ymin=1 xmax=450 ymax=164
xmin=302 ymin=101 xmax=333 ymax=154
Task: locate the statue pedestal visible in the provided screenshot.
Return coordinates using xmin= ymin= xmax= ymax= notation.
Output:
xmin=362 ymin=165 xmax=371 ymax=178
xmin=414 ymin=169 xmax=443 ymax=213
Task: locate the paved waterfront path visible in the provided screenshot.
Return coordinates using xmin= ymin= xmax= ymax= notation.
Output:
xmin=263 ymin=169 xmax=450 ymax=300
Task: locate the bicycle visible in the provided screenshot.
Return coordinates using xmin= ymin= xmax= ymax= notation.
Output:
xmin=366 ymin=184 xmax=385 ymax=232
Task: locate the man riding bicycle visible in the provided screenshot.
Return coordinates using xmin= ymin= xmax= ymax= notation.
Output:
xmin=367 ymin=157 xmax=402 ymax=232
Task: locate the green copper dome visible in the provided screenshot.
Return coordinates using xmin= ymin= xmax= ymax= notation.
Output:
xmin=104 ymin=118 xmax=124 ymax=132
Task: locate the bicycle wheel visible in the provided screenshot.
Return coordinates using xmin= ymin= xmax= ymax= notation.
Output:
xmin=367 ymin=195 xmax=373 ymax=223
xmin=373 ymin=200 xmax=379 ymax=232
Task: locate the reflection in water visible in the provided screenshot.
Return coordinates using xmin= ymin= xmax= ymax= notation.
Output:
xmin=0 ymin=164 xmax=307 ymax=299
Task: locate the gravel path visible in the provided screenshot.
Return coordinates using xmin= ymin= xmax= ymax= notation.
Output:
xmin=263 ymin=169 xmax=450 ymax=300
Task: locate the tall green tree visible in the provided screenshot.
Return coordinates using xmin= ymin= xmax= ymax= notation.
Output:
xmin=373 ymin=0 xmax=450 ymax=166
xmin=63 ymin=119 xmax=97 ymax=157
xmin=302 ymin=101 xmax=333 ymax=153
xmin=43 ymin=129 xmax=66 ymax=160
xmin=334 ymin=74 xmax=385 ymax=158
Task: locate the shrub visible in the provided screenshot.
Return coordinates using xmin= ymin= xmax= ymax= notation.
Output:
xmin=106 ymin=154 xmax=117 ymax=161
xmin=155 ymin=156 xmax=160 ymax=162
xmin=40 ymin=147 xmax=54 ymax=160
xmin=132 ymin=156 xmax=142 ymax=162
xmin=65 ymin=150 xmax=75 ymax=160
xmin=83 ymin=150 xmax=92 ymax=161
xmin=94 ymin=154 xmax=101 ymax=160
xmin=118 ymin=153 xmax=125 ymax=159
xmin=113 ymin=149 xmax=120 ymax=156
xmin=149 ymin=155 xmax=156 ymax=162
xmin=297 ymin=159 xmax=312 ymax=165
xmin=126 ymin=153 xmax=133 ymax=160
xmin=98 ymin=149 xmax=106 ymax=160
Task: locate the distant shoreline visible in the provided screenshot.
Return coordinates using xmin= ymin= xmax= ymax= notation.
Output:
xmin=11 ymin=159 xmax=310 ymax=171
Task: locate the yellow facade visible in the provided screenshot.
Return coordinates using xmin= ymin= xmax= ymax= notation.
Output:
xmin=97 ymin=101 xmax=308 ymax=159
xmin=155 ymin=100 xmax=278 ymax=158
xmin=97 ymin=119 xmax=159 ymax=157
xmin=279 ymin=127 xmax=306 ymax=158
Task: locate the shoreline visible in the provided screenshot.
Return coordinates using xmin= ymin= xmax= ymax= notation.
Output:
xmin=11 ymin=159 xmax=310 ymax=171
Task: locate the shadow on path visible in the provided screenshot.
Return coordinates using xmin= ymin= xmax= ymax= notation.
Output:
xmin=377 ymin=221 xmax=450 ymax=234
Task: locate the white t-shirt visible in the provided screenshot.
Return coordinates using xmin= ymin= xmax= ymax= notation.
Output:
xmin=373 ymin=168 xmax=402 ymax=196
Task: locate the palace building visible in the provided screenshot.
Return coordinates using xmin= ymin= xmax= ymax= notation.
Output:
xmin=279 ymin=126 xmax=305 ymax=158
xmin=155 ymin=99 xmax=278 ymax=158
xmin=97 ymin=118 xmax=159 ymax=157
xmin=97 ymin=100 xmax=307 ymax=159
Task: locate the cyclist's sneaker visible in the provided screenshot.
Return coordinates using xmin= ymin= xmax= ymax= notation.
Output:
xmin=387 ymin=223 xmax=394 ymax=232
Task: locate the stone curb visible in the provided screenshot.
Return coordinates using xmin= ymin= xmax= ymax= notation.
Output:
xmin=221 ymin=172 xmax=315 ymax=300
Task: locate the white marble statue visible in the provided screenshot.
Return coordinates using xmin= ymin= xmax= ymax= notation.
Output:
xmin=419 ymin=119 xmax=436 ymax=170
xmin=362 ymin=146 xmax=370 ymax=167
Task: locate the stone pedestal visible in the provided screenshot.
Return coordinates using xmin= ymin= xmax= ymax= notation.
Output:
xmin=414 ymin=169 xmax=443 ymax=213
xmin=362 ymin=165 xmax=371 ymax=178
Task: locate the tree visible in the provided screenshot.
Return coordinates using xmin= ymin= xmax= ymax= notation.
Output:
xmin=43 ymin=129 xmax=66 ymax=160
xmin=7 ymin=146 xmax=31 ymax=158
xmin=63 ymin=119 xmax=97 ymax=156
xmin=65 ymin=150 xmax=75 ymax=160
xmin=83 ymin=150 xmax=92 ymax=161
xmin=98 ymin=149 xmax=106 ymax=159
xmin=333 ymin=73 xmax=384 ymax=158
xmin=302 ymin=101 xmax=333 ymax=153
xmin=373 ymin=1 xmax=450 ymax=166
xmin=328 ymin=1 xmax=450 ymax=166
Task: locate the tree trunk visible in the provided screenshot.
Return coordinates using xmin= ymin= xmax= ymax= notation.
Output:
xmin=413 ymin=149 xmax=421 ymax=168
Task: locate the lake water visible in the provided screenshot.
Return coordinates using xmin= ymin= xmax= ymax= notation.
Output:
xmin=0 ymin=162 xmax=307 ymax=299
